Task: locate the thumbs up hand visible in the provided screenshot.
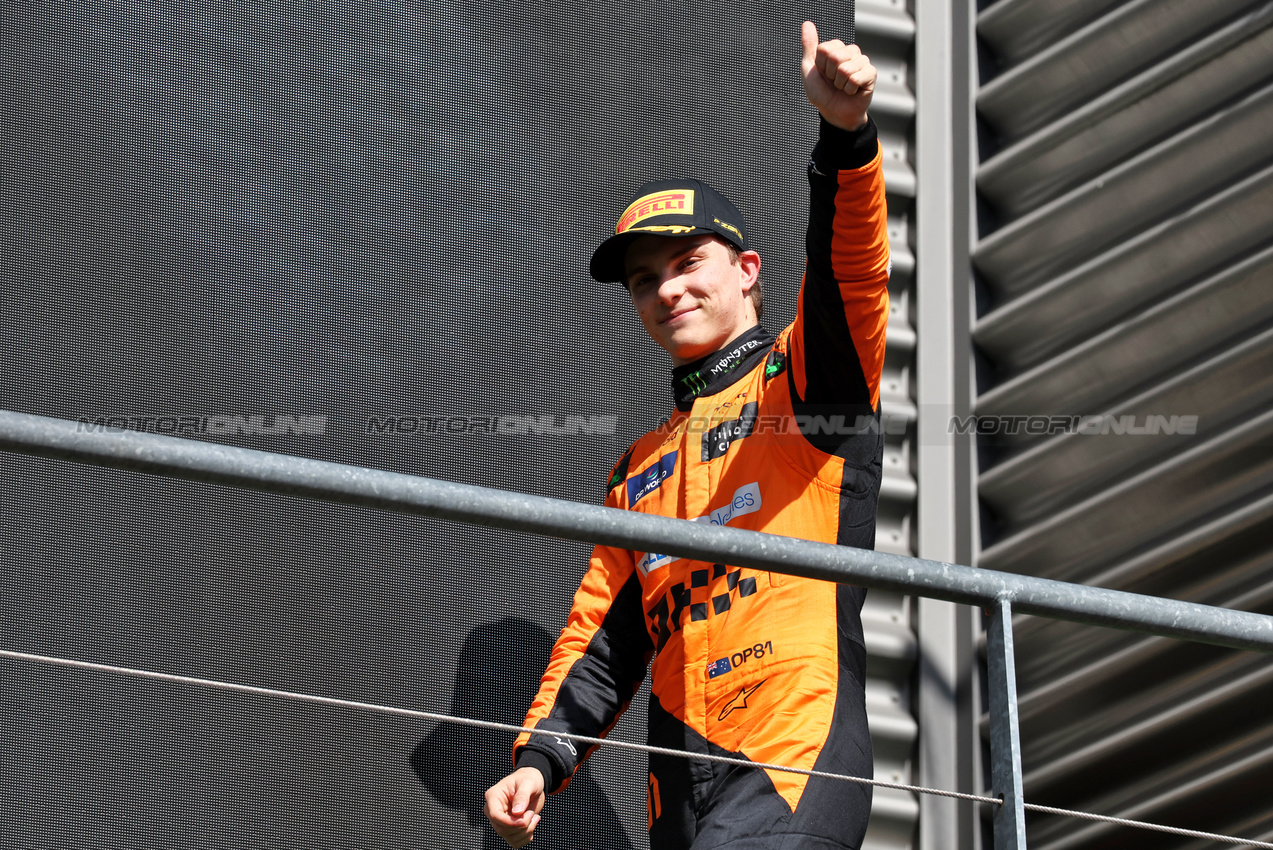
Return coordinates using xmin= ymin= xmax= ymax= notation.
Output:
xmin=800 ymin=20 xmax=877 ymax=131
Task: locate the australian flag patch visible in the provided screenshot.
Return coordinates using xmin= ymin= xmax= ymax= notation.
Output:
xmin=707 ymin=657 xmax=733 ymax=679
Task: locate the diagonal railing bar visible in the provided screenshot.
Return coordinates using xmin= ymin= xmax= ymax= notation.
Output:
xmin=3 ymin=409 xmax=1271 ymax=653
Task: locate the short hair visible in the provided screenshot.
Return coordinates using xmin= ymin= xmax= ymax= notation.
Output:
xmin=724 ymin=243 xmax=764 ymax=321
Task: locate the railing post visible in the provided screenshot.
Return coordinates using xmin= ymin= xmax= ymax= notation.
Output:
xmin=987 ymin=597 xmax=1027 ymax=849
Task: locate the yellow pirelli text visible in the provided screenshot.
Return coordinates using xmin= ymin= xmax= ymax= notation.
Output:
xmin=616 ymin=190 xmax=695 ymax=234
xmin=713 ymin=218 xmax=742 ymax=239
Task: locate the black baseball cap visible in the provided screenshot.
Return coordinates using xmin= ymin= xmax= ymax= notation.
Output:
xmin=589 ymin=177 xmax=750 ymax=284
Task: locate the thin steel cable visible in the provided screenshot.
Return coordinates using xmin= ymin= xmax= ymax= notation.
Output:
xmin=5 ymin=647 xmax=1273 ymax=849
xmin=1021 ymin=802 xmax=1273 ymax=848
xmin=0 ymin=648 xmax=986 ymax=804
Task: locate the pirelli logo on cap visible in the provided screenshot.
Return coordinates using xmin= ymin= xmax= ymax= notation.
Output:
xmin=615 ymin=190 xmax=694 ymax=235
xmin=714 ymin=218 xmax=742 ymax=240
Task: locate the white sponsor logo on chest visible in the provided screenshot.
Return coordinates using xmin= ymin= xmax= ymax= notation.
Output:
xmin=636 ymin=482 xmax=762 ymax=575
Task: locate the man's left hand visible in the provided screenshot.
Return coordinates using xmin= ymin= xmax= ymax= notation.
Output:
xmin=800 ymin=20 xmax=877 ymax=132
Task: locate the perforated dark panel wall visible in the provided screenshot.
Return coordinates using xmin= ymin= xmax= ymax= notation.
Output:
xmin=1 ymin=0 xmax=859 ymax=847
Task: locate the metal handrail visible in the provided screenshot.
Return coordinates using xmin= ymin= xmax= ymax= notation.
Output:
xmin=3 ymin=408 xmax=1272 ymax=849
xmin=2 ymin=410 xmax=1270 ymax=651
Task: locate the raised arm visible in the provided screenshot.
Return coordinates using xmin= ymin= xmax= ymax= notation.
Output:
xmin=790 ymin=21 xmax=891 ymax=449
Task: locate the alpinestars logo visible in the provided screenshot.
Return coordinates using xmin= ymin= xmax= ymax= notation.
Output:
xmin=717 ymin=680 xmax=766 ymax=721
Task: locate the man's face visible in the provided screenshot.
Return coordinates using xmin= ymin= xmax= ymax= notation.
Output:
xmin=624 ymin=234 xmax=760 ymax=366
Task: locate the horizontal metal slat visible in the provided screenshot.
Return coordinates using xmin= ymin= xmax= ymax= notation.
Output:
xmin=865 ymin=600 xmax=920 ymax=663
xmin=884 ymin=319 xmax=916 ymax=360
xmin=972 ymin=163 xmax=1273 ymax=371
xmin=978 ymin=593 xmax=1269 ymax=839
xmin=865 ymin=788 xmax=922 ymax=850
xmin=875 ymin=488 xmax=915 ymax=555
xmin=973 ymin=82 xmax=1273 ymax=295
xmin=1174 ymin=811 xmax=1273 ymax=850
xmin=1011 ymin=491 xmax=1273 ymax=687
xmin=881 ymin=160 xmax=916 ymax=199
xmin=1010 ymin=551 xmax=1273 ymax=725
xmin=880 ymin=466 xmax=918 ymax=503
xmin=978 ymin=408 xmax=1273 ymax=579
xmin=1016 ymin=627 xmax=1256 ymax=736
xmin=867 ymin=688 xmax=920 ymax=744
xmin=881 ymin=399 xmax=917 ymax=428
xmin=874 ymin=519 xmax=911 ymax=557
xmin=857 ymin=3 xmax=916 ymax=43
xmin=867 ymin=694 xmax=919 ymax=783
xmin=975 ymin=245 xmax=1273 ymax=420
xmin=978 ymin=6 xmax=1273 ymax=219
xmin=1028 ymin=729 xmax=1273 ymax=850
xmin=977 ymin=0 xmax=1124 ymax=68
xmin=886 ymin=216 xmax=915 ymax=287
xmin=977 ymin=0 xmax=1263 ymax=141
xmin=979 ymin=321 xmax=1273 ymax=526
xmin=1020 ymin=655 xmax=1273 ymax=794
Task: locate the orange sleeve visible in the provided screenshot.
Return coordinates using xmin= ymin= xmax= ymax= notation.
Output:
xmin=789 ymin=118 xmax=891 ymax=414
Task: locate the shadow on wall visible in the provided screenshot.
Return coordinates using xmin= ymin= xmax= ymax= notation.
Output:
xmin=410 ymin=617 xmax=636 ymax=850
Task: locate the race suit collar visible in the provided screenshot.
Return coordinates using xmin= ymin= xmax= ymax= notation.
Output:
xmin=671 ymin=325 xmax=776 ymax=411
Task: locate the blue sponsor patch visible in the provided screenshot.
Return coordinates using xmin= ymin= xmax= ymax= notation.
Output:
xmin=707 ymin=657 xmax=733 ymax=679
xmin=627 ymin=451 xmax=678 ymax=507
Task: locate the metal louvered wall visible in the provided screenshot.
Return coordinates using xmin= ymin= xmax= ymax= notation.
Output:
xmin=972 ymin=0 xmax=1273 ymax=847
xmin=858 ymin=2 xmax=922 ymax=847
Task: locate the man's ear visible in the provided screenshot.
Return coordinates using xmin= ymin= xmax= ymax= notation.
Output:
xmin=738 ymin=250 xmax=762 ymax=294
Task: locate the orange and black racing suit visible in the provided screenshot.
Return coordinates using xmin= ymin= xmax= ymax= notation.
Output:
xmin=513 ymin=118 xmax=890 ymax=850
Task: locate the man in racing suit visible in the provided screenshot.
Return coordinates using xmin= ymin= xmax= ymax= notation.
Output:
xmin=485 ymin=21 xmax=889 ymax=850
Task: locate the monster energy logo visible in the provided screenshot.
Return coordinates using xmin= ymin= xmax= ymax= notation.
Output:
xmin=681 ymin=371 xmax=709 ymax=395
xmin=680 ymin=341 xmax=764 ymax=398
xmin=706 ymin=339 xmax=763 ymax=379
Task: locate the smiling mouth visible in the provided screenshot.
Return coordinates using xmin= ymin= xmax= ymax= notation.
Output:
xmin=662 ymin=307 xmax=697 ymax=324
